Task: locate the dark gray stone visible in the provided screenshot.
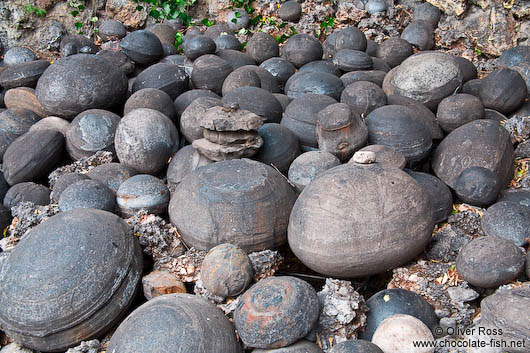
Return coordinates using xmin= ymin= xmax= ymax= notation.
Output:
xmin=360 ymin=288 xmax=438 ymax=341
xmin=0 ymin=172 xmax=9 ymax=202
xmin=0 ymin=209 xmax=142 ymax=352
xmin=333 ymin=49 xmax=372 ymax=72
xmin=299 ymin=60 xmax=341 ymax=77
xmin=497 ymin=188 xmax=530 ymax=209
xmin=120 ymin=30 xmax=164 ymax=65
xmin=191 ymin=54 xmax=232 ymax=95
xmin=50 ymin=172 xmax=90 ymax=202
xmin=246 ymin=32 xmax=279 ymax=65
xmin=66 ymin=109 xmax=120 ymax=161
xmin=285 ymin=72 xmax=344 ymax=101
xmin=115 ymin=108 xmax=179 ymax=174
xmin=455 ymin=167 xmax=500 ymax=207
xmin=180 ymin=96 xmax=222 ymax=143
xmin=222 ymin=86 xmax=283 ymax=123
xmin=461 ymin=78 xmax=482 ymax=97
xmin=238 ymin=65 xmax=280 ymax=93
xmin=35 ymin=54 xmax=128 ymax=119
xmin=455 ymin=56 xmax=478 ymax=82
xmin=215 ymin=34 xmax=241 ymax=51
xmin=227 ymin=8 xmax=250 ymax=30
xmin=234 ymin=276 xmax=319 ymax=349
xmin=413 ymin=2 xmax=441 ymax=27
xmin=341 ymin=81 xmax=387 ymax=117
xmin=125 ymin=88 xmax=177 ymax=122
xmin=60 ymin=35 xmax=98 ymax=57
xmin=340 ymin=70 xmax=386 ymax=88
xmin=282 ymin=34 xmax=323 ymax=68
xmin=365 ymin=105 xmax=432 ymax=162
xmin=497 ymin=45 xmax=530 ymax=94
xmin=406 ymin=170 xmax=453 ymax=224
xmin=96 ymin=49 xmax=134 ymax=76
xmin=86 ymin=163 xmax=137 ymax=194
xmin=278 ymin=1 xmax=302 ymax=23
xmin=456 ymin=236 xmax=525 ymax=288
xmin=0 ymin=109 xmax=40 ymax=162
xmin=98 ymin=19 xmax=126 ymax=41
xmin=58 ymin=179 xmax=117 ymax=213
xmin=184 ymin=36 xmax=217 ymax=61
xmin=401 ymin=20 xmax=434 ymax=50
xmin=484 ymin=109 xmax=507 ymax=123
xmin=116 ymin=174 xmax=169 ymax=217
xmin=479 ymin=68 xmax=527 ymax=115
xmin=0 ymin=60 xmax=49 ymax=89
xmin=354 ymin=144 xmax=406 ymax=169
xmin=287 ymin=151 xmax=340 ymax=193
xmin=376 ymin=38 xmax=413 ymax=68
xmin=107 ymin=294 xmax=241 ymax=353
xmin=437 ymin=93 xmax=485 ymax=133
xmin=4 ymin=182 xmax=50 ymax=209
xmin=174 ymin=89 xmax=220 ymax=118
xmin=3 ymin=130 xmax=64 ymax=185
xmin=259 ymin=57 xmax=297 ymax=89
xmin=132 ymin=63 xmax=189 ymax=100
xmin=254 ymin=123 xmax=300 ymax=174
xmin=253 ymin=340 xmax=322 ymax=352
xmin=221 ymin=67 xmax=262 ymax=96
xmin=216 ymin=49 xmax=257 ymax=70
xmin=204 ymin=23 xmax=233 ymax=39
xmin=481 ymin=201 xmax=530 ymax=246
xmin=335 ymin=27 xmax=367 ymax=52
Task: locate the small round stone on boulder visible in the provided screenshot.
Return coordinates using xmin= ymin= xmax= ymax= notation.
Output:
xmin=288 ymin=151 xmax=341 ymax=193
xmin=436 ymin=93 xmax=485 ymax=133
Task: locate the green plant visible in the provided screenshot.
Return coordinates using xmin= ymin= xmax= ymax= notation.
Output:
xmin=315 ymin=16 xmax=334 ymax=39
xmin=133 ymin=0 xmax=196 ymax=26
xmin=24 ymin=4 xmax=47 ymax=17
xmin=275 ymin=25 xmax=297 ymax=44
xmin=232 ymin=0 xmax=254 ymax=15
xmin=69 ymin=0 xmax=98 ymax=35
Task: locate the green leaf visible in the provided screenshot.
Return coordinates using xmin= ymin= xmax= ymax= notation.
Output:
xmin=149 ymin=8 xmax=161 ymax=18
xmin=77 ymin=4 xmax=85 ymax=11
xmin=71 ymin=10 xmax=79 ymax=17
xmin=235 ymin=11 xmax=241 ymax=18
xmin=90 ymin=16 xmax=98 ymax=22
xmin=74 ymin=22 xmax=83 ymax=29
xmin=231 ymin=18 xmax=238 ymax=24
xmin=136 ymin=5 xmax=143 ymax=11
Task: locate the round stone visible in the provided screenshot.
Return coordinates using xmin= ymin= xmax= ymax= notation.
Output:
xmin=479 ymin=68 xmax=527 ymax=115
xmin=384 ymin=52 xmax=463 ymax=110
xmin=35 ymin=54 xmax=127 ymax=119
xmin=29 ymin=116 xmax=70 ymax=136
xmin=107 ymin=294 xmax=240 ymax=353
xmin=98 ymin=19 xmax=126 ymax=41
xmin=461 ymin=78 xmax=482 ymax=97
xmin=400 ymin=20 xmax=434 ymax=50
xmin=0 ymin=209 xmax=142 ymax=352
xmin=215 ymin=34 xmax=242 ymax=51
xmin=278 ymin=1 xmax=302 ymax=22
xmin=366 ymin=0 xmax=388 ymax=14
xmin=328 ymin=340 xmax=383 ymax=353
xmin=204 ymin=23 xmax=233 ymax=38
xmin=60 ymin=35 xmax=98 ymax=57
xmin=281 ymin=94 xmax=337 ymax=149
xmin=456 ymin=236 xmax=525 ymax=288
xmin=191 ymin=54 xmax=233 ymax=95
xmin=497 ymin=188 xmax=530 ymax=209
xmin=222 ymin=86 xmax=283 ymax=123
xmin=455 ymin=167 xmax=500 ymax=207
xmin=184 ymin=36 xmax=217 ymax=61
xmin=335 ymin=27 xmax=367 ymax=52
xmin=413 ymin=2 xmax=441 ymax=27
xmin=59 ymin=179 xmax=117 ymax=213
xmin=3 ymin=47 xmax=36 ymax=66
xmin=455 ymin=56 xmax=478 ymax=82
xmin=227 ymin=8 xmax=250 ymax=30
xmin=299 ymin=60 xmax=341 ymax=77
xmin=117 ymin=174 xmax=169 ymax=217
xmin=124 ymin=88 xmax=177 ymax=122
xmin=432 ymin=119 xmax=514 ymax=189
xmin=282 ymin=34 xmax=323 ymax=68
xmin=365 ymin=105 xmax=432 ymax=162
xmin=323 ymin=31 xmax=339 ymax=59
xmin=0 ymin=60 xmax=50 ymax=89
xmin=120 ymin=30 xmax=164 ymax=65
xmin=497 ymin=45 xmax=530 ymax=93
xmin=180 ymin=96 xmax=221 ymax=142
xmin=406 ymin=170 xmax=453 ymax=224
xmin=340 ymin=70 xmax=387 ymax=88
xmin=376 ymin=38 xmax=413 ymax=68
xmin=169 ymin=159 xmax=297 ymax=252
xmin=341 ymin=81 xmax=387 ymax=117
xmin=333 ymin=49 xmax=373 ymax=72
xmin=360 ymin=289 xmax=438 ymax=341
xmin=221 ymin=66 xmax=262 ymax=96
xmin=115 ymin=108 xmax=179 ymax=174
xmin=174 ymin=89 xmax=220 ymax=118
xmin=200 ymin=243 xmax=254 ymax=298
xmin=86 ymin=163 xmax=137 ymax=194
xmin=288 ymin=151 xmax=341 ymax=193
xmin=166 ymin=145 xmax=213 ymax=190
xmin=3 ymin=182 xmax=50 ymax=209
xmin=259 ymin=57 xmax=297 ymax=89
xmin=254 ymin=123 xmax=301 ymax=174
xmin=238 ymin=65 xmax=280 ymax=93
xmin=253 ymin=340 xmax=323 ymax=352
xmin=436 ymin=93 xmax=485 ymax=133
xmin=372 ymin=314 xmax=435 ymax=353
xmin=288 ymin=163 xmax=434 ymax=278
xmin=0 ymin=108 xmax=39 ymax=161
xmin=50 ymin=172 xmax=90 ymax=202
xmin=132 ymin=63 xmax=189 ymax=100
xmin=3 ymin=130 xmax=64 ymax=186
xmin=481 ymin=201 xmax=530 ymax=246
xmin=4 ymin=86 xmax=50 ymax=118
xmin=285 ymin=72 xmax=344 ymax=101
xmin=65 ymin=109 xmax=120 ymax=160
xmin=354 ymin=145 xmax=406 ymax=169
xmin=148 ymin=23 xmax=177 ymax=45
xmin=246 ymin=32 xmax=280 ymax=65
xmin=0 ymin=172 xmax=10 ymax=204
xmin=234 ymin=276 xmax=320 ymax=349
